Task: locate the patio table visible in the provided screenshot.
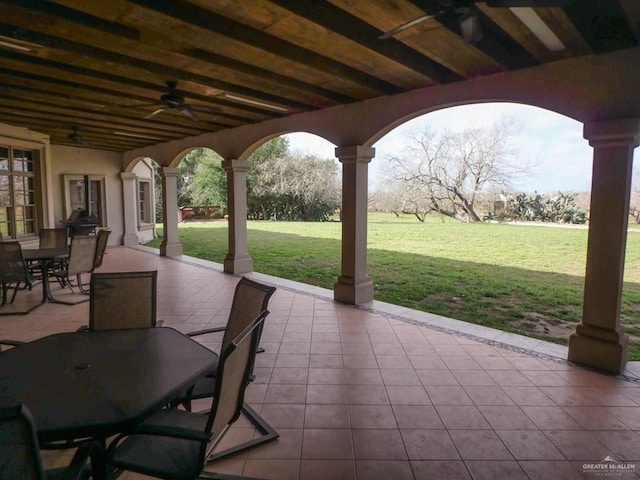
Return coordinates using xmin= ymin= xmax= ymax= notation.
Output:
xmin=23 ymin=247 xmax=70 ymax=304
xmin=0 ymin=327 xmax=217 ymax=446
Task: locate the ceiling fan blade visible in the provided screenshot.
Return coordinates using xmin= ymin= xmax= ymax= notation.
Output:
xmin=145 ymin=108 xmax=167 ymax=119
xmin=179 ymin=104 xmax=200 ymax=121
xmin=379 ymin=14 xmax=435 ymax=39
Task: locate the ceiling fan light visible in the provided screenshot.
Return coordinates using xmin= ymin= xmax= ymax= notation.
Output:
xmin=459 ymin=13 xmax=483 ymax=44
xmin=509 ymin=7 xmax=566 ymax=51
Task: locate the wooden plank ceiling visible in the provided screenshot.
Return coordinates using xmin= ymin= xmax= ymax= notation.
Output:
xmin=0 ymin=0 xmax=637 ymax=151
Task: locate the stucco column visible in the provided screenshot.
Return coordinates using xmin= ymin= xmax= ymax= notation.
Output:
xmin=223 ymin=159 xmax=253 ymax=273
xmin=568 ymin=118 xmax=640 ymax=374
xmin=120 ymin=172 xmax=139 ymax=246
xmin=334 ymin=146 xmax=375 ymax=305
xmin=160 ymin=167 xmax=183 ymax=257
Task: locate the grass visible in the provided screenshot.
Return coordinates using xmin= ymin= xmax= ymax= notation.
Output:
xmin=145 ymin=213 xmax=640 ymax=360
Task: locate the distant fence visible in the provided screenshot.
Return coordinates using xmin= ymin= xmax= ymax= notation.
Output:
xmin=178 ymin=206 xmax=226 ymax=222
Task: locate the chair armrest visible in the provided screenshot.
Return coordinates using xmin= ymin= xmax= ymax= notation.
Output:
xmin=131 ymin=424 xmax=213 ymax=442
xmin=0 ymin=339 xmax=26 ymax=347
xmin=186 ymin=326 xmax=226 ymax=337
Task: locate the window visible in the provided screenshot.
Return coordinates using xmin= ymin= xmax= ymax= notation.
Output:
xmin=138 ymin=180 xmax=152 ymax=224
xmin=63 ymin=175 xmax=107 ymax=227
xmin=0 ymin=146 xmax=38 ymax=238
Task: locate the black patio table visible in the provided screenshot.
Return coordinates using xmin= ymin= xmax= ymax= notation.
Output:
xmin=22 ymin=247 xmax=70 ymax=304
xmin=0 ymin=327 xmax=218 ymax=446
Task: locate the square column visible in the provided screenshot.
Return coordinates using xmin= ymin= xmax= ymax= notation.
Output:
xmin=334 ymin=146 xmax=375 ymax=305
xmin=568 ymin=118 xmax=640 ymax=374
xmin=160 ymin=167 xmax=183 ymax=257
xmin=120 ymin=172 xmax=140 ymax=246
xmin=223 ymin=159 xmax=253 ymax=273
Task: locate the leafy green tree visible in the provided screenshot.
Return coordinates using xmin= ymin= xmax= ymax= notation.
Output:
xmin=187 ymin=149 xmax=226 ymax=207
xmin=249 ymin=150 xmax=340 ymax=221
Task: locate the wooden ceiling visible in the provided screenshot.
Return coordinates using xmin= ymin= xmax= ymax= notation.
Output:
xmin=0 ymin=0 xmax=637 ymax=152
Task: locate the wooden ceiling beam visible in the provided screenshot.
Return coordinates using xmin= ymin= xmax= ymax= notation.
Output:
xmin=124 ymin=0 xmax=403 ymax=95
xmin=268 ymin=0 xmax=462 ymax=84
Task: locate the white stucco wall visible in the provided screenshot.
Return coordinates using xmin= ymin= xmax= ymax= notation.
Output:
xmin=50 ymin=145 xmax=123 ymax=246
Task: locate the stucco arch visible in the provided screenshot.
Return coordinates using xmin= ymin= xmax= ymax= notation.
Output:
xmin=123 ymin=155 xmax=160 ymax=174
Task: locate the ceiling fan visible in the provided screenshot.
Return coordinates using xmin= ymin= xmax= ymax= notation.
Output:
xmin=379 ymin=0 xmax=570 ymax=42
xmin=67 ymin=126 xmax=88 ymax=146
xmin=142 ymin=81 xmax=221 ymax=121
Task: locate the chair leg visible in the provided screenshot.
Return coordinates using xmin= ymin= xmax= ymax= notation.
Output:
xmin=204 ymin=402 xmax=279 ymax=463
xmin=77 ymin=273 xmax=90 ymax=294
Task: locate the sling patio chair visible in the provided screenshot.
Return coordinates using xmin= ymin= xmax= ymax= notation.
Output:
xmin=0 ymin=240 xmax=37 ymax=314
xmin=39 ymin=228 xmax=68 ymax=249
xmin=0 ymin=404 xmax=106 ymax=480
xmin=49 ymin=235 xmax=97 ymax=303
xmin=92 ymin=229 xmax=111 ymax=270
xmin=172 ymin=276 xmax=278 ymax=461
xmin=107 ymin=310 xmax=270 ymax=480
xmin=28 ymin=228 xmax=69 ymax=281
xmin=77 ymin=270 xmax=160 ymax=332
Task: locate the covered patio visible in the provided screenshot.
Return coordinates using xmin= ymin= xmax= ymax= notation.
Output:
xmin=1 ymin=1 xmax=639 ymax=374
xmin=3 ymin=246 xmax=638 ymax=479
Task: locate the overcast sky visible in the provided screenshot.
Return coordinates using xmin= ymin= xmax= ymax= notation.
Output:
xmin=286 ymin=102 xmax=639 ymax=194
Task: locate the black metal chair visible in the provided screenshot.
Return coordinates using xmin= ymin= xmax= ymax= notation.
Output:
xmin=28 ymin=228 xmax=69 ymax=281
xmin=107 ymin=310 xmax=270 ymax=480
xmin=0 ymin=241 xmax=36 ymax=312
xmin=173 ymin=276 xmax=278 ymax=461
xmin=0 ymin=404 xmax=105 ymax=480
xmin=86 ymin=270 xmax=159 ymax=331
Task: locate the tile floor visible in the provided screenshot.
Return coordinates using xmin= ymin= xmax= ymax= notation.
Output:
xmin=2 ymin=246 xmax=639 ymax=479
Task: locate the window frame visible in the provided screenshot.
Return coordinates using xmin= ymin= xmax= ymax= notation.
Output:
xmin=0 ymin=145 xmax=39 ymax=239
xmin=63 ymin=174 xmax=108 ymax=228
xmin=137 ymin=178 xmax=153 ymax=225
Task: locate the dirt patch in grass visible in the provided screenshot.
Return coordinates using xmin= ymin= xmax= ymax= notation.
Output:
xmin=513 ymin=312 xmax=576 ymax=342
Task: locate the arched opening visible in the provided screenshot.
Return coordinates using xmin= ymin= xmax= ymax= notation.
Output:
xmin=365 ymin=102 xmax=640 ymax=362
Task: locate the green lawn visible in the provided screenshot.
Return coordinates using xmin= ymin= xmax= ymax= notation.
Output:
xmin=145 ymin=213 xmax=640 ymax=360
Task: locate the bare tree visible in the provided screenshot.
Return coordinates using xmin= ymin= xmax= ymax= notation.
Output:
xmin=630 ymin=167 xmax=640 ymax=224
xmin=381 ymin=116 xmax=526 ymax=222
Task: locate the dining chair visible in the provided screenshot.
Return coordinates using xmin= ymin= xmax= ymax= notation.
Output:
xmin=28 ymin=228 xmax=69 ymax=281
xmin=39 ymin=228 xmax=68 ymax=249
xmin=107 ymin=310 xmax=270 ymax=480
xmin=173 ymin=276 xmax=277 ymax=461
xmin=93 ymin=229 xmax=111 ymax=269
xmin=0 ymin=404 xmax=105 ymax=480
xmin=50 ymin=235 xmax=97 ymax=303
xmin=84 ymin=270 xmax=159 ymax=331
xmin=0 ymin=241 xmax=34 ymax=310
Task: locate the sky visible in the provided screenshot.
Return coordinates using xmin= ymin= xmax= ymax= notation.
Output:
xmin=286 ymin=102 xmax=639 ymax=194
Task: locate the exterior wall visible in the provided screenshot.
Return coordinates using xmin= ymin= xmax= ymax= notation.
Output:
xmin=131 ymin=158 xmax=156 ymax=243
xmin=50 ymin=145 xmax=123 ymax=246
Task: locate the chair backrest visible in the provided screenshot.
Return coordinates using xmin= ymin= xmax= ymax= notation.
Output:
xmin=221 ymin=277 xmax=276 ymax=353
xmin=38 ymin=228 xmax=67 ymax=249
xmin=204 ymin=310 xmax=268 ymax=454
xmin=93 ymin=229 xmax=111 ymax=269
xmin=66 ymin=235 xmax=98 ymax=276
xmin=0 ymin=241 xmax=30 ymax=284
xmin=89 ymin=271 xmax=158 ymax=330
xmin=0 ymin=404 xmax=46 ymax=480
